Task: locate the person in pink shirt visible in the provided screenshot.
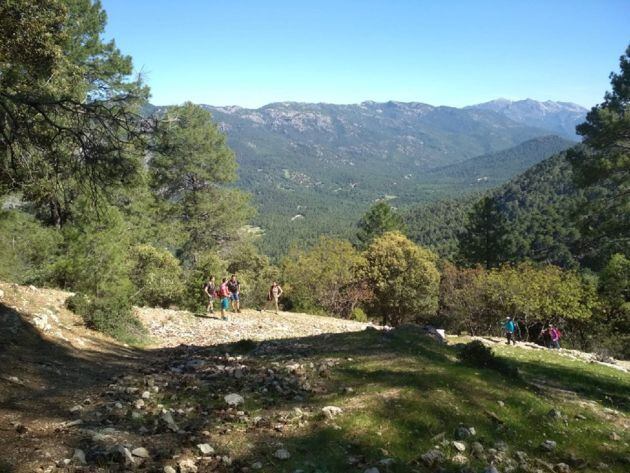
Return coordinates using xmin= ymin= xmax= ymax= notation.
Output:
xmin=549 ymin=324 xmax=561 ymax=349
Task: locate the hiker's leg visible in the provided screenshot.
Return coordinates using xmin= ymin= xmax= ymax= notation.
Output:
xmin=274 ymin=297 xmax=279 ymax=314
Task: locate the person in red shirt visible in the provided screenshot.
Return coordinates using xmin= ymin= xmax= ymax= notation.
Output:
xmin=219 ymin=278 xmax=230 ymax=321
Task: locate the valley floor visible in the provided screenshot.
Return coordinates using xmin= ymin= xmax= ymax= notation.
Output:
xmin=1 ymin=282 xmax=628 ymax=473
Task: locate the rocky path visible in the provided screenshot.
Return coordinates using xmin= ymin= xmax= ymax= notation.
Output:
xmin=469 ymin=335 xmax=630 ymax=372
xmin=0 ymin=283 xmax=381 ymax=473
xmin=135 ymin=307 xmax=378 ymax=348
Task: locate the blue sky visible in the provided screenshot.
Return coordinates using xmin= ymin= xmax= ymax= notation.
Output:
xmin=102 ymin=0 xmax=629 ymax=108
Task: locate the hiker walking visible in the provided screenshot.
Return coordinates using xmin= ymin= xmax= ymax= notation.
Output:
xmin=549 ymin=324 xmax=562 ymax=349
xmin=219 ymin=277 xmax=230 ymax=321
xmin=503 ymin=316 xmax=517 ymax=345
xmin=227 ymin=274 xmax=241 ymax=313
xmin=264 ymin=281 xmax=283 ymax=314
xmin=203 ymin=276 xmax=216 ymax=314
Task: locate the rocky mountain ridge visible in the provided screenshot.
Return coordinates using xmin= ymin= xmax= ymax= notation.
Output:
xmin=466 ymin=98 xmax=587 ymax=138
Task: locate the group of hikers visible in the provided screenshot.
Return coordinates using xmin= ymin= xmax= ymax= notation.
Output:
xmin=503 ymin=316 xmax=562 ymax=348
xmin=202 ymin=274 xmax=283 ymax=320
xmin=202 ymin=277 xmax=564 ymax=348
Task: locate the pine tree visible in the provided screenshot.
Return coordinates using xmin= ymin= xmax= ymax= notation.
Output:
xmin=0 ymin=0 xmax=149 ymax=227
xmin=150 ymin=103 xmax=253 ymax=264
xmin=356 ymin=201 xmax=405 ymax=248
xmin=567 ymin=44 xmax=630 ymax=260
xmin=458 ymin=196 xmax=510 ymax=269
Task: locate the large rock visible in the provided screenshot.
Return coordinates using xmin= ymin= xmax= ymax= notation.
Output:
xmin=453 ymin=441 xmax=466 ymax=452
xmin=131 ymin=447 xmax=150 ymax=459
xmin=455 ymin=425 xmax=475 ymax=439
xmin=471 ymin=442 xmax=485 ymax=458
xmin=72 ymin=449 xmax=86 ymax=465
xmin=420 ymin=449 xmax=444 ymax=467
xmin=161 ymin=411 xmax=179 ymax=431
xmin=547 ymin=408 xmax=563 ymax=419
xmin=321 ymin=405 xmax=343 ymax=419
xmin=540 ymin=439 xmax=557 ymax=452
xmin=197 ymin=443 xmax=214 ymax=455
xmin=274 ymin=449 xmax=291 ymax=460
xmin=451 ymin=453 xmax=468 ymax=465
xmin=109 ymin=445 xmax=134 ymax=466
xmin=178 ymin=458 xmax=198 ymax=473
xmin=224 ymin=393 xmax=244 ymax=407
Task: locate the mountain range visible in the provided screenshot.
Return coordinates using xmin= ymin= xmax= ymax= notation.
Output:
xmin=465 ymin=98 xmax=586 ymax=138
xmin=146 ymin=98 xmax=587 ymax=256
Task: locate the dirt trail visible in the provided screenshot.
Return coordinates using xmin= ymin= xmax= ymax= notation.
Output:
xmin=135 ymin=306 xmax=377 ymax=348
xmin=0 ymin=282 xmax=378 ymax=472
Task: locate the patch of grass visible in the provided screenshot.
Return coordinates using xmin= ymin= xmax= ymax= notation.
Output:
xmin=232 ymin=326 xmax=630 ymax=472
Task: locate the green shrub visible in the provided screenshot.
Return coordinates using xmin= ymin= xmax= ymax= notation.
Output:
xmin=281 ymin=237 xmax=367 ymax=316
xmin=361 ymin=232 xmax=440 ymax=326
xmin=65 ymin=293 xmax=91 ymax=315
xmin=457 ymin=340 xmax=519 ymax=379
xmin=0 ymin=209 xmax=61 ymax=284
xmin=69 ymin=292 xmax=146 ymax=344
xmin=351 ymin=307 xmax=368 ymax=322
xmin=183 ymin=251 xmax=227 ymax=312
xmin=130 ymin=244 xmax=185 ymax=308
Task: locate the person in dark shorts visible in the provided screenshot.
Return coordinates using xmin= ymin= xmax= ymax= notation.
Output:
xmin=203 ymin=276 xmax=216 ymax=314
xmin=503 ymin=316 xmax=516 ymax=345
xmin=227 ymin=274 xmax=241 ymax=313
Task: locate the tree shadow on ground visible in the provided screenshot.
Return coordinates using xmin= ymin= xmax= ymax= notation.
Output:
xmin=2 ymin=308 xmax=629 ymax=472
xmin=506 ymin=357 xmax=630 ymax=412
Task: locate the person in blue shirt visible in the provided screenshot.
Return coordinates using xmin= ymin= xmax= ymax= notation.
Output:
xmin=504 ymin=316 xmax=516 ymax=345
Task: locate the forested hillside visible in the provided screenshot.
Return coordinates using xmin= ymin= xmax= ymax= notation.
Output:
xmin=405 ymin=151 xmax=583 ymax=265
xmin=252 ymin=133 xmax=575 ymax=258
xmin=199 ymin=102 xmax=579 ymax=255
xmin=422 ymin=135 xmax=575 ymax=188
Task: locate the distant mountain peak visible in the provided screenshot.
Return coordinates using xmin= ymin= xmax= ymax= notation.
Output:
xmin=465 ymin=99 xmax=586 ymax=138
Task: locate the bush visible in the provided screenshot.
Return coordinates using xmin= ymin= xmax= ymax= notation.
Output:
xmin=68 ymin=292 xmax=146 ymax=344
xmin=65 ymin=293 xmax=90 ymax=315
xmin=129 ymin=245 xmax=185 ymax=308
xmin=351 ymin=307 xmax=368 ymax=322
xmin=183 ymin=251 xmax=227 ymax=312
xmin=361 ymin=232 xmax=440 ymax=326
xmin=0 ymin=209 xmax=61 ymax=284
xmin=281 ymin=237 xmax=368 ymax=317
xmin=457 ymin=340 xmax=519 ymax=379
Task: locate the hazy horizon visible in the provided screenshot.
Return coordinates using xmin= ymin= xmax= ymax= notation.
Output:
xmin=165 ymin=96 xmax=589 ymax=110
